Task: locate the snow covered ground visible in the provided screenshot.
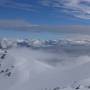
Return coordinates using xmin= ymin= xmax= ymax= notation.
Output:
xmin=0 ymin=39 xmax=90 ymax=90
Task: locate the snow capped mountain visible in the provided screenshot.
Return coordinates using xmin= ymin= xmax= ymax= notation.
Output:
xmin=1 ymin=38 xmax=90 ymax=49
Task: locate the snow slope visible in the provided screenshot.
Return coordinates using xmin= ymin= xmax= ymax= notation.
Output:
xmin=0 ymin=39 xmax=90 ymax=90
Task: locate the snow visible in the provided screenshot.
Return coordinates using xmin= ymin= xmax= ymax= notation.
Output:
xmin=0 ymin=39 xmax=90 ymax=90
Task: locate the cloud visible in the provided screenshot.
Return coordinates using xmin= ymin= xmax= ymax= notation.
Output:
xmin=0 ymin=0 xmax=36 ymax=12
xmin=39 ymin=0 xmax=90 ymax=19
xmin=0 ymin=19 xmax=39 ymax=29
xmin=0 ymin=0 xmax=90 ymax=19
xmin=0 ymin=20 xmax=90 ymax=34
xmin=30 ymin=25 xmax=90 ymax=34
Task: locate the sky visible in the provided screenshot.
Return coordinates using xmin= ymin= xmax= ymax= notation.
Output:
xmin=0 ymin=0 xmax=90 ymax=25
xmin=0 ymin=0 xmax=90 ymax=39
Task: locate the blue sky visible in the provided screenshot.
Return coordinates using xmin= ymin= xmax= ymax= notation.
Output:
xmin=0 ymin=0 xmax=90 ymax=25
xmin=0 ymin=0 xmax=90 ymax=39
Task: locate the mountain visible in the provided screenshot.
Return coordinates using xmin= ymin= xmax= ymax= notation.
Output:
xmin=1 ymin=38 xmax=90 ymax=49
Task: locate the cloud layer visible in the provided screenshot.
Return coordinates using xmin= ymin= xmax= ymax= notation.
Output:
xmin=0 ymin=20 xmax=39 ymax=29
xmin=0 ymin=0 xmax=36 ymax=11
xmin=0 ymin=0 xmax=90 ymax=19
xmin=39 ymin=0 xmax=90 ymax=19
xmin=0 ymin=20 xmax=90 ymax=34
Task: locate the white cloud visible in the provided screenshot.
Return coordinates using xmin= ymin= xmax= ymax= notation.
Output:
xmin=1 ymin=0 xmax=90 ymax=19
xmin=39 ymin=0 xmax=51 ymax=7
xmin=39 ymin=0 xmax=90 ymax=19
xmin=0 ymin=0 xmax=35 ymax=12
xmin=61 ymin=0 xmax=90 ymax=19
